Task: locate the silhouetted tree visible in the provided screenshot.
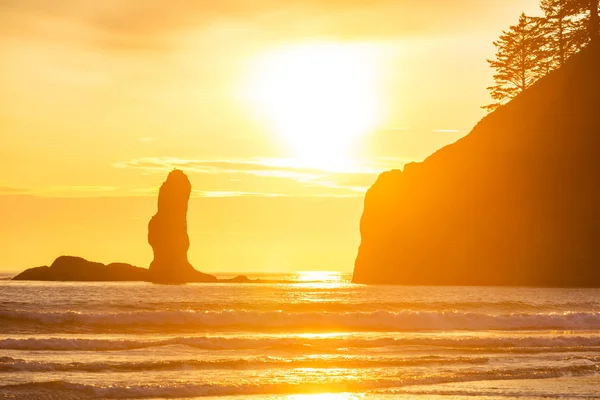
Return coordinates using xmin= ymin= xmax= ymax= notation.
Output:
xmin=592 ymin=0 xmax=600 ymax=41
xmin=576 ymin=0 xmax=600 ymax=41
xmin=540 ymin=0 xmax=589 ymax=67
xmin=484 ymin=14 xmax=548 ymax=112
xmin=569 ymin=0 xmax=600 ymax=40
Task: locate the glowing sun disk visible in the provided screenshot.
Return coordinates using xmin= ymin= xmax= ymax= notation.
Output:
xmin=247 ymin=43 xmax=383 ymax=169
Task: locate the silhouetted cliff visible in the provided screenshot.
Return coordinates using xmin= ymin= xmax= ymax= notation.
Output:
xmin=353 ymin=43 xmax=600 ymax=287
xmin=148 ymin=169 xmax=216 ymax=283
xmin=13 ymin=256 xmax=148 ymax=281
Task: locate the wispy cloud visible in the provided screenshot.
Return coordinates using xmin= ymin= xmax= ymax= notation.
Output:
xmin=47 ymin=185 xmax=116 ymax=192
xmin=37 ymin=186 xmax=118 ymax=197
xmin=114 ymin=157 xmax=400 ymax=198
xmin=0 ymin=186 xmax=29 ymax=195
xmin=0 ymin=157 xmax=407 ymax=199
xmin=113 ymin=157 xmax=379 ymax=176
xmin=0 ymin=1 xmax=536 ymax=51
xmin=387 ymin=127 xmax=413 ymax=132
xmin=0 ymin=185 xmax=119 ymax=198
xmin=194 ymin=190 xmax=286 ymax=198
xmin=433 ymin=129 xmax=460 ymax=133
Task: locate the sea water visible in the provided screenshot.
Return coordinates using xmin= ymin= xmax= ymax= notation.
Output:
xmin=0 ymin=273 xmax=599 ymax=399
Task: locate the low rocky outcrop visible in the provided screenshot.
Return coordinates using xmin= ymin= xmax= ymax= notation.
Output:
xmin=13 ymin=169 xmax=219 ymax=283
xmin=219 ymin=275 xmax=252 ymax=283
xmin=148 ymin=169 xmax=216 ymax=283
xmin=12 ymin=256 xmax=256 ymax=283
xmin=353 ymin=43 xmax=600 ymax=287
xmin=12 ymin=256 xmax=148 ymax=281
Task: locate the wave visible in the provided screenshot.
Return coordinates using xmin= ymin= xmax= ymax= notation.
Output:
xmin=2 ymin=309 xmax=600 ymax=332
xmin=0 ymin=355 xmax=488 ymax=372
xmin=1 ymin=365 xmax=598 ymax=398
xmin=7 ymin=300 xmax=596 ymax=313
xmin=1 ymin=334 xmax=599 ymax=352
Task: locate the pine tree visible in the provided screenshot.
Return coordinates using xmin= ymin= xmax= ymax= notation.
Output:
xmin=577 ymin=0 xmax=600 ymax=41
xmin=484 ymin=14 xmax=549 ymax=112
xmin=590 ymin=0 xmax=600 ymax=43
xmin=540 ymin=0 xmax=589 ymax=68
xmin=563 ymin=0 xmax=600 ymax=41
xmin=592 ymin=0 xmax=600 ymax=41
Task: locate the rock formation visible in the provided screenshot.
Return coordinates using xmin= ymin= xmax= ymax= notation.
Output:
xmin=148 ymin=169 xmax=216 ymax=283
xmin=353 ymin=43 xmax=600 ymax=287
xmin=14 ymin=170 xmax=220 ymax=283
xmin=13 ymin=256 xmax=148 ymax=281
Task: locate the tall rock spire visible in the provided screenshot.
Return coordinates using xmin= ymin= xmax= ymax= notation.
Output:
xmin=148 ymin=169 xmax=215 ymax=283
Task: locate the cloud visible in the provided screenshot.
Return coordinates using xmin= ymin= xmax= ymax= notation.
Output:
xmin=0 ymin=185 xmax=118 ymax=198
xmin=37 ymin=186 xmax=118 ymax=197
xmin=0 ymin=157 xmax=403 ymax=199
xmin=433 ymin=129 xmax=460 ymax=133
xmin=0 ymin=186 xmax=29 ymax=195
xmin=0 ymin=0 xmax=538 ymax=50
xmin=114 ymin=157 xmax=357 ymax=176
xmin=47 ymin=185 xmax=116 ymax=192
xmin=114 ymin=157 xmax=391 ymax=197
xmin=194 ymin=190 xmax=285 ymax=198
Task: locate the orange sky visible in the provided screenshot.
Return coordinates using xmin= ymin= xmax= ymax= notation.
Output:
xmin=0 ymin=0 xmax=541 ymax=273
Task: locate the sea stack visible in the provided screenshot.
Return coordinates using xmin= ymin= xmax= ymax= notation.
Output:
xmin=12 ymin=256 xmax=148 ymax=281
xmin=148 ymin=169 xmax=215 ymax=283
xmin=353 ymin=43 xmax=600 ymax=287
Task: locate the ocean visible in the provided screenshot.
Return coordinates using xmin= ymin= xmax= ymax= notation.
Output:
xmin=1 ymin=272 xmax=599 ymax=399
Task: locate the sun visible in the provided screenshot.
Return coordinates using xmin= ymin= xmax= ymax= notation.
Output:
xmin=246 ymin=42 xmax=384 ymax=170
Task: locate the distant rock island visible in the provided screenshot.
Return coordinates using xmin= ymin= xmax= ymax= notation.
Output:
xmin=353 ymin=43 xmax=600 ymax=287
xmin=13 ymin=170 xmax=251 ymax=283
xmin=12 ymin=256 xmax=148 ymax=281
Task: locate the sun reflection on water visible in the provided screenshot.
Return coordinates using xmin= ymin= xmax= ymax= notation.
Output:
xmin=296 ymin=271 xmax=344 ymax=283
xmin=285 ymin=393 xmax=363 ymax=400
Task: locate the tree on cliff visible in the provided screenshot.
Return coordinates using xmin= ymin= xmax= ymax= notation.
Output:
xmin=483 ymin=13 xmax=548 ymax=112
xmin=574 ymin=0 xmax=600 ymax=41
xmin=592 ymin=0 xmax=600 ymax=41
xmin=540 ymin=0 xmax=590 ymax=68
xmin=484 ymin=1 xmax=599 ymax=111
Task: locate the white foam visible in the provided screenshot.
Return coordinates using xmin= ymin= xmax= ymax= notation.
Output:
xmin=0 ymin=334 xmax=599 ymax=351
xmin=2 ymin=364 xmax=599 ymax=398
xmin=2 ymin=309 xmax=600 ymax=331
xmin=0 ymin=355 xmax=488 ymax=372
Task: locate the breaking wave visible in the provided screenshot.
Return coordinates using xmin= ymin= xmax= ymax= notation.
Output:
xmin=1 ymin=334 xmax=599 ymax=352
xmin=0 ymin=355 xmax=488 ymax=372
xmin=2 ymin=309 xmax=600 ymax=332
xmin=1 ymin=364 xmax=598 ymax=398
